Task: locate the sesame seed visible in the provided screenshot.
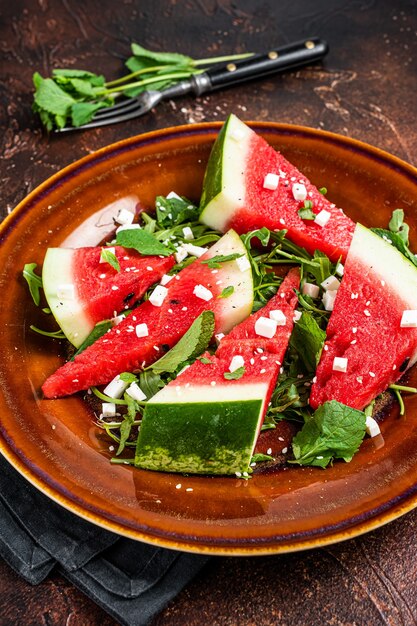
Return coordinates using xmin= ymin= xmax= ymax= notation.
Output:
xmin=235 ymin=472 xmax=242 ymax=477
xmin=369 ymin=371 xmax=376 ymax=377
xmin=282 ymin=447 xmax=288 ymax=454
xmin=186 ymin=488 xmax=193 ymax=492
xmin=267 ymin=447 xmax=272 ymax=455
xmin=260 ymin=368 xmax=266 ymax=374
xmin=210 ymin=381 xmax=216 ymax=386
xmin=176 ymin=483 xmax=182 ymax=489
xmin=364 ymin=309 xmax=371 ymax=316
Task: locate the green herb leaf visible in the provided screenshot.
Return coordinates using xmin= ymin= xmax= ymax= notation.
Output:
xmin=155 ymin=195 xmax=199 ymax=227
xmin=119 ymin=372 xmax=138 ymax=384
xmin=34 ymin=76 xmax=76 ymax=117
xmin=100 ymin=248 xmax=121 ymax=272
xmin=388 ymin=208 xmax=410 ymax=244
xmin=251 ymin=453 xmax=274 ymax=463
xmin=116 ymin=393 xmax=140 ymax=455
xmin=201 ymin=253 xmax=243 ymax=269
xmin=72 ymin=320 xmax=113 ymax=359
xmin=289 ymin=311 xmax=326 ymax=373
xmin=241 ymin=227 xmax=271 ymax=249
xmin=372 ymin=228 xmax=417 ymax=267
xmin=71 ymin=101 xmax=108 ymax=127
xmin=150 ymin=311 xmax=215 ymax=374
xmin=318 ymin=187 xmax=327 ymax=195
xmin=198 ymin=356 xmax=213 ymax=364
xmin=116 ymin=228 xmax=172 ymax=256
xmin=298 ymin=207 xmax=315 ymax=220
xmin=137 ymin=370 xmax=165 ymax=399
xmin=218 ymin=286 xmax=234 ymax=298
xmin=29 ymin=325 xmax=66 ymax=339
xmin=224 ymin=366 xmax=245 ymax=380
xmin=23 ymin=263 xmax=43 ymax=306
xmin=127 ymin=43 xmax=193 ymax=73
xmin=290 ymin=400 xmax=366 ymax=467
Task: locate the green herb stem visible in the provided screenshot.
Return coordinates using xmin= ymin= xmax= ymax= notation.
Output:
xmin=392 ymin=388 xmax=405 ymax=415
xmin=97 ymin=71 xmax=203 ymax=96
xmin=389 ymin=384 xmax=417 ymax=393
xmin=193 ymin=52 xmax=254 ymax=66
xmin=91 ymin=386 xmax=129 ymax=405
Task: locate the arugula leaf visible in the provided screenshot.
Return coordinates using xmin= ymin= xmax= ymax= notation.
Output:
xmin=72 ymin=320 xmax=113 ymax=359
xmin=201 ymin=253 xmax=243 ymax=269
xmin=100 ymin=248 xmax=120 ymax=272
xmin=241 ymin=227 xmax=271 ymax=249
xmin=150 ymin=311 xmax=215 ymax=374
xmin=116 ymin=228 xmax=173 ymax=256
xmin=155 ymin=195 xmax=199 ymax=227
xmin=119 ymin=372 xmax=138 ymax=384
xmin=289 ymin=312 xmax=326 ymax=373
xmin=290 ymin=400 xmax=366 ymax=468
xmin=218 ymin=286 xmax=234 ymax=298
xmin=23 ymin=263 xmax=43 ymax=306
xmin=298 ymin=207 xmax=315 ymax=220
xmin=224 ymin=366 xmax=245 ymax=380
xmin=137 ymin=370 xmax=165 ymax=399
xmin=116 ymin=393 xmax=140 ymax=455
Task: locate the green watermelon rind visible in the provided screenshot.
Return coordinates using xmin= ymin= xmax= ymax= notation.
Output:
xmin=199 ymin=115 xmax=251 ymax=232
xmin=42 ymin=248 xmax=92 ymax=348
xmin=135 ymin=396 xmax=264 ymax=475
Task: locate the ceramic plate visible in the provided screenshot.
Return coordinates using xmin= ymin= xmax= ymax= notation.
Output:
xmin=2 ymin=122 xmax=417 ymax=556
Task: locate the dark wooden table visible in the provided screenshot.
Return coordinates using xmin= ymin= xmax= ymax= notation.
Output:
xmin=1 ymin=0 xmax=417 ymax=624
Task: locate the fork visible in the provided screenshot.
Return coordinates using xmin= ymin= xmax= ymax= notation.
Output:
xmin=57 ymin=37 xmax=328 ymax=132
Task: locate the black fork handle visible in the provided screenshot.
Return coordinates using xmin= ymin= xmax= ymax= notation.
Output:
xmin=203 ymin=37 xmax=328 ymax=90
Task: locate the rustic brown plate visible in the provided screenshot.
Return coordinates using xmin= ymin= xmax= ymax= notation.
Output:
xmin=1 ymin=122 xmax=417 ymax=556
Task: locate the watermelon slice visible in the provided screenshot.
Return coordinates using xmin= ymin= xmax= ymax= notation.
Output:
xmin=310 ymin=224 xmax=417 ymax=410
xmin=135 ymin=269 xmax=300 ymax=475
xmin=200 ymin=114 xmax=355 ymax=262
xmin=42 ymin=246 xmax=174 ymax=347
xmin=42 ymin=230 xmax=253 ymax=398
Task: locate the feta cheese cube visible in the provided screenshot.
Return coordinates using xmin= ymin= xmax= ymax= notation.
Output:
xmin=400 ymin=310 xmax=417 ymax=328
xmin=269 ymin=309 xmax=286 ymax=325
xmin=135 ymin=323 xmax=149 ymax=338
xmin=116 ymin=223 xmax=141 ymax=234
xmin=321 ymin=275 xmax=340 ymax=291
xmin=314 ymin=209 xmax=331 ymax=228
xmin=56 ymin=283 xmax=75 ymax=300
xmin=182 ymin=226 xmax=194 ymax=240
xmin=115 ymin=208 xmax=134 ymax=225
xmin=335 ymin=262 xmax=344 ymax=277
xmin=149 ymin=285 xmax=168 ymax=307
xmin=103 ymin=375 xmax=129 ymax=399
xmin=166 ymin=191 xmax=182 ymax=200
xmin=292 ymin=183 xmax=307 ymax=201
xmin=322 ymin=289 xmax=338 ymax=311
xmin=174 ymin=246 xmax=188 ymax=263
xmin=236 ymin=255 xmax=251 ymax=272
xmin=193 ymin=284 xmax=213 ymax=301
xmin=111 ymin=315 xmax=125 ymax=326
xmin=302 ymin=282 xmax=320 ymax=298
xmin=101 ymin=402 xmax=116 ymax=417
xmin=229 ymin=355 xmax=245 ymax=372
xmin=182 ymin=243 xmax=207 ymax=258
xmin=332 ymin=357 xmax=348 ymax=373
xmin=214 ymin=333 xmax=225 ymax=345
xmin=160 ymin=273 xmax=174 ymax=286
xmin=126 ymin=382 xmax=147 ymax=402
xmin=366 ymin=415 xmax=381 ymax=438
xmin=263 ymin=173 xmax=280 ymax=190
xmin=254 ymin=316 xmax=277 ymax=339
xmin=293 ymin=310 xmax=302 ymax=322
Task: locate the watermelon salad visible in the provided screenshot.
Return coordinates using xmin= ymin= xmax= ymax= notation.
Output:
xmin=23 ymin=115 xmax=417 ymax=477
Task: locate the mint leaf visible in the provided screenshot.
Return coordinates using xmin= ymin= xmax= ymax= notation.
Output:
xmin=290 ymin=400 xmax=366 ymax=467
xmin=100 ymin=248 xmax=120 ymax=272
xmin=71 ymin=101 xmax=108 ymax=127
xmin=23 ymin=263 xmax=43 ymax=306
xmin=150 ymin=311 xmax=215 ymax=374
xmin=34 ymin=76 xmax=76 ymax=116
xmin=119 ymin=372 xmax=138 ymax=384
xmin=289 ymin=312 xmax=326 ymax=373
xmin=116 ymin=229 xmax=172 ymax=256
xmin=155 ymin=195 xmax=199 ymax=226
xmin=224 ymin=366 xmax=245 ymax=380
xmin=218 ymin=285 xmax=234 ymax=298
xmin=388 ymin=208 xmax=409 ymax=244
xmin=201 ymin=253 xmax=243 ymax=269
xmin=127 ymin=43 xmax=193 ymax=72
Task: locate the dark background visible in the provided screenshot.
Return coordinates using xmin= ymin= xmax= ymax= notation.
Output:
xmin=1 ymin=0 xmax=417 ymax=624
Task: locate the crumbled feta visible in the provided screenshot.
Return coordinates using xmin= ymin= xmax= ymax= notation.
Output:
xmin=166 ymin=191 xmax=182 ymax=200
xmin=314 ymin=209 xmax=331 ymax=228
xmin=135 ymin=323 xmax=149 ymax=338
xmin=111 ymin=315 xmax=125 ymax=326
xmin=193 ymin=284 xmax=213 ymax=301
xmin=292 ymin=183 xmax=307 ymax=201
xmin=160 ymin=274 xmax=174 ymax=286
xmin=263 ymin=173 xmax=280 ymax=190
xmin=126 ymin=382 xmax=147 ymax=402
xmin=400 ymin=310 xmax=417 ymax=328
xmin=182 ymin=243 xmax=207 ymax=258
xmin=101 ymin=402 xmax=116 ymax=417
xmin=182 ymin=226 xmax=194 ymax=240
xmin=335 ymin=262 xmax=344 ymax=277
xmin=302 ymin=282 xmax=320 ymax=298
xmin=332 ymin=356 xmax=348 ymax=373
xmin=215 ymin=333 xmax=225 ymax=345
xmin=103 ymin=375 xmax=129 ymax=399
xmin=322 ymin=289 xmax=338 ymax=311
xmin=229 ymin=355 xmax=245 ymax=372
xmin=56 ymin=283 xmax=75 ymax=300
xmin=149 ymin=285 xmax=168 ymax=307
xmin=236 ymin=255 xmax=251 ymax=272
xmin=174 ymin=246 xmax=188 ymax=263
xmin=293 ymin=310 xmax=302 ymax=322
xmin=115 ymin=208 xmax=134 ymax=225
xmin=254 ymin=316 xmax=277 ymax=339
xmin=366 ymin=415 xmax=381 ymax=438
xmin=269 ymin=309 xmax=286 ymax=325
xmin=116 ymin=223 xmax=141 ymax=234
xmin=321 ymin=275 xmax=340 ymax=291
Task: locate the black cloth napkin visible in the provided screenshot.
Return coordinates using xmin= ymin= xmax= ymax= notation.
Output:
xmin=0 ymin=454 xmax=210 ymax=625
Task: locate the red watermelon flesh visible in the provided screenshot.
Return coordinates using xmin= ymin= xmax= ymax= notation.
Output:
xmin=42 ymin=230 xmax=253 ymax=398
xmin=310 ymin=224 xmax=417 ymax=410
xmin=135 ymin=271 xmax=300 ymax=475
xmin=200 ymin=114 xmax=355 ymax=262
